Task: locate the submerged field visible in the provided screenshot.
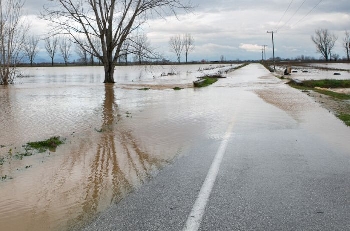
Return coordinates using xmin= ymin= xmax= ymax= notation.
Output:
xmin=1 ymin=62 xmax=349 ymax=230
xmin=0 ymin=63 xmax=241 ymax=230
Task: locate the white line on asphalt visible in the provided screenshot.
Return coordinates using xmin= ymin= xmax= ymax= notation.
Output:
xmin=182 ymin=119 xmax=235 ymax=231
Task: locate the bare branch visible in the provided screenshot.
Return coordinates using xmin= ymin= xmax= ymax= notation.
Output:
xmin=42 ymin=0 xmax=193 ymax=83
xmin=311 ymin=29 xmax=337 ymax=61
xmin=169 ymin=35 xmax=183 ymax=63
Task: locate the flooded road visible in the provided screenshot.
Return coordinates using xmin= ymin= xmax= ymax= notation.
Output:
xmin=1 ymin=63 xmax=350 ymax=230
xmin=0 ymin=64 xmax=239 ymax=230
xmin=83 ymin=64 xmax=350 ymax=231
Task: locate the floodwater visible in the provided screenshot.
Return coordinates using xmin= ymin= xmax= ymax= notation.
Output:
xmin=1 ymin=63 xmax=349 ymax=231
xmin=0 ymin=64 xmax=239 ymax=230
xmin=275 ymin=63 xmax=350 ymax=80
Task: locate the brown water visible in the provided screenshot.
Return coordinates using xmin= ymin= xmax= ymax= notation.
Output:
xmin=0 ymin=64 xmax=238 ymax=230
xmin=2 ymin=64 xmax=349 ymax=231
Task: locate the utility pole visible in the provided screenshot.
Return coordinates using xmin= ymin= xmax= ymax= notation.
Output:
xmin=267 ymin=31 xmax=276 ymax=71
xmin=261 ymin=45 xmax=268 ymax=61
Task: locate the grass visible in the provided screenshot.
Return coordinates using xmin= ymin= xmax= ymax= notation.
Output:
xmin=0 ymin=157 xmax=4 ymax=165
xmin=138 ymin=88 xmax=150 ymax=90
xmin=287 ymin=79 xmax=350 ymax=126
xmin=173 ymin=87 xmax=183 ymax=90
xmin=194 ymin=76 xmax=218 ymax=88
xmin=27 ymin=136 xmax=64 ymax=152
xmin=313 ymin=88 xmax=350 ymax=100
xmin=288 ymin=80 xmax=350 ymax=100
xmin=337 ymin=114 xmax=350 ymax=126
xmin=301 ymin=79 xmax=350 ymax=88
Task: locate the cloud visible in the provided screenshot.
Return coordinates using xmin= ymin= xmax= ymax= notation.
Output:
xmin=239 ymin=44 xmax=262 ymax=52
xmin=18 ymin=0 xmax=350 ymax=62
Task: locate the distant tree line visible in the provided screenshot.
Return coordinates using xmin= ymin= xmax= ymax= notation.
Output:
xmin=0 ymin=0 xmax=192 ymax=85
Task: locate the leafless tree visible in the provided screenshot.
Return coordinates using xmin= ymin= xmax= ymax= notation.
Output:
xmin=130 ymin=33 xmax=153 ymax=64
xmin=331 ymin=53 xmax=340 ymax=61
xmin=183 ymin=33 xmax=194 ymax=63
xmin=76 ymin=39 xmax=88 ymax=65
xmin=59 ymin=37 xmax=72 ymax=65
xmin=343 ymin=30 xmax=350 ymax=61
xmin=0 ymin=0 xmax=28 ymax=85
xmin=45 ymin=36 xmax=58 ymax=66
xmin=311 ymin=29 xmax=338 ymax=62
xmin=24 ymin=35 xmax=40 ymax=66
xmin=119 ymin=41 xmax=130 ymax=64
xmin=220 ymin=55 xmax=225 ymax=62
xmin=169 ymin=35 xmax=183 ymax=63
xmin=42 ymin=0 xmax=191 ymax=83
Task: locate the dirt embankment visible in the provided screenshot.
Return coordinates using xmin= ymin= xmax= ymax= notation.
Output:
xmin=302 ymin=89 xmax=350 ymax=117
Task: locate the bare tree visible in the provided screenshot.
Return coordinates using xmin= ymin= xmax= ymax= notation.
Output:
xmin=45 ymin=36 xmax=58 ymax=66
xmin=42 ymin=0 xmax=191 ymax=83
xmin=331 ymin=53 xmax=340 ymax=61
xmin=311 ymin=29 xmax=338 ymax=62
xmin=220 ymin=55 xmax=225 ymax=62
xmin=76 ymin=39 xmax=88 ymax=65
xmin=0 ymin=0 xmax=28 ymax=85
xmin=343 ymin=30 xmax=350 ymax=61
xmin=24 ymin=35 xmax=40 ymax=66
xmin=119 ymin=41 xmax=130 ymax=64
xmin=59 ymin=37 xmax=72 ymax=65
xmin=183 ymin=33 xmax=194 ymax=63
xmin=169 ymin=35 xmax=183 ymax=63
xmin=131 ymin=33 xmax=153 ymax=64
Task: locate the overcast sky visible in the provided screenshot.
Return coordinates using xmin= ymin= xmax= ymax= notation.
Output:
xmin=24 ymin=0 xmax=350 ymax=62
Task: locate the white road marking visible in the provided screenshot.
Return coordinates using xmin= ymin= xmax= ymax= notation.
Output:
xmin=182 ymin=119 xmax=235 ymax=231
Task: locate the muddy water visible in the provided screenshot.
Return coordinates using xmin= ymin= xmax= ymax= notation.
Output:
xmin=0 ymin=64 xmax=238 ymax=230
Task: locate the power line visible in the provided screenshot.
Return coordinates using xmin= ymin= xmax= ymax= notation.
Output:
xmin=275 ymin=0 xmax=295 ymax=30
xmin=290 ymin=0 xmax=324 ymax=28
xmin=277 ymin=0 xmax=307 ymax=32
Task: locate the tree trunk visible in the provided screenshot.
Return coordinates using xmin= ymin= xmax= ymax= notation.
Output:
xmin=51 ymin=57 xmax=54 ymax=66
xmin=104 ymin=62 xmax=115 ymax=83
xmin=185 ymin=52 xmax=188 ymax=63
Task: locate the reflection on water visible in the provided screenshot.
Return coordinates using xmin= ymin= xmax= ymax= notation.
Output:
xmin=0 ymin=84 xmax=166 ymax=231
xmin=0 ymin=64 xmax=237 ymax=231
xmin=74 ymin=85 xmax=166 ymax=229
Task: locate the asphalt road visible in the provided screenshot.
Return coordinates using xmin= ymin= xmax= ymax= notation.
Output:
xmin=82 ymin=64 xmax=350 ymax=231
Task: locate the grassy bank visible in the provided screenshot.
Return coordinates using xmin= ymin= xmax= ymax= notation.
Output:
xmin=300 ymin=79 xmax=350 ymax=88
xmin=194 ymin=76 xmax=218 ymax=87
xmin=337 ymin=114 xmax=350 ymax=126
xmin=288 ymin=79 xmax=350 ymax=100
xmin=288 ymin=79 xmax=350 ymax=126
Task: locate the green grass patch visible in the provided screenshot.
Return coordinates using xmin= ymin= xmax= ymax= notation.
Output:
xmin=337 ymin=113 xmax=350 ymax=126
xmin=27 ymin=136 xmax=64 ymax=152
xmin=138 ymin=88 xmax=150 ymax=91
xmin=173 ymin=87 xmax=183 ymax=90
xmin=301 ymin=79 xmax=350 ymax=88
xmin=288 ymin=80 xmax=350 ymax=100
xmin=313 ymin=89 xmax=350 ymax=100
xmin=194 ymin=77 xmax=218 ymax=88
